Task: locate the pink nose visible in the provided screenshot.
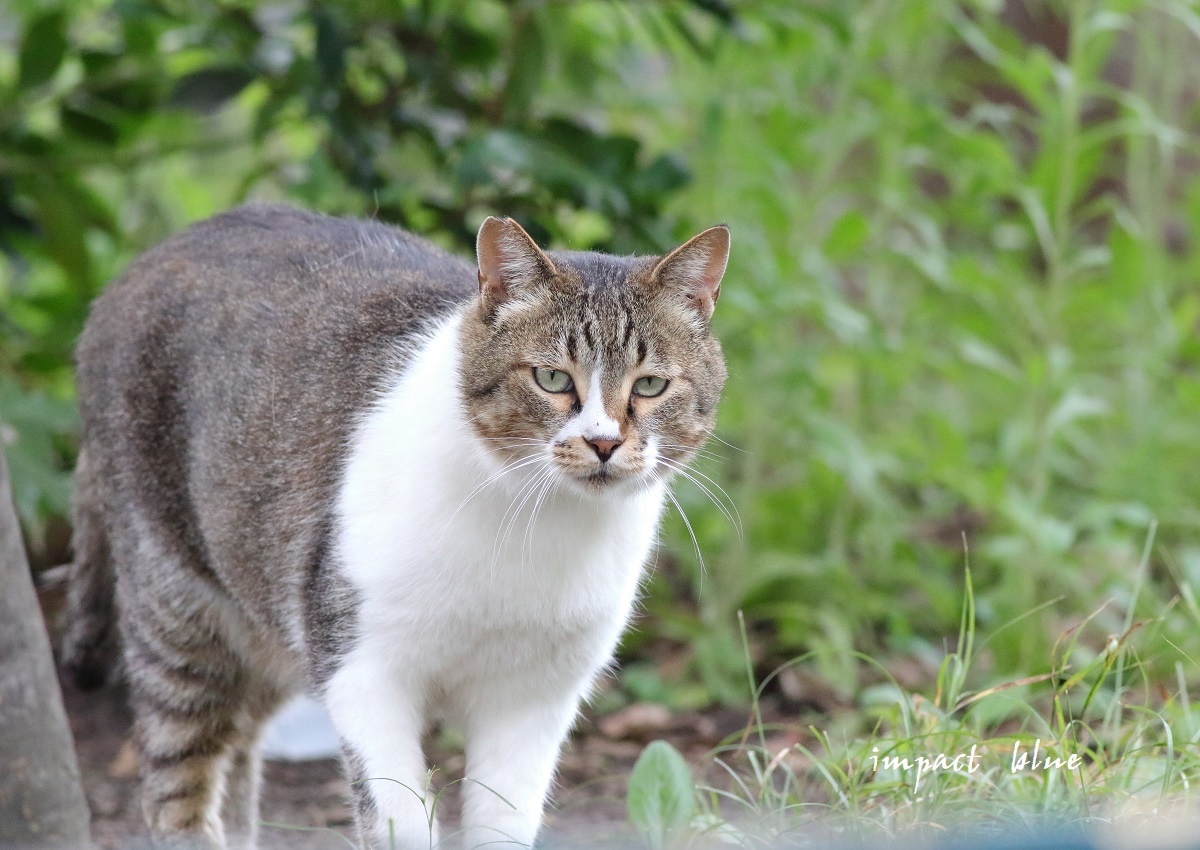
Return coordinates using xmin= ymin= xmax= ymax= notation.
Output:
xmin=586 ymin=438 xmax=623 ymax=463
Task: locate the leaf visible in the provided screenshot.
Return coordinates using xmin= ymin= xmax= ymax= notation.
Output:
xmin=823 ymin=210 xmax=869 ymax=262
xmin=959 ymin=337 xmax=1020 ymax=381
xmin=1107 ymin=218 xmax=1144 ymax=292
xmin=685 ymin=0 xmax=735 ymax=25
xmin=22 ymin=176 xmax=101 ymax=295
xmin=627 ymin=740 xmax=695 ymax=850
xmin=19 ymin=10 xmax=69 ymax=90
xmin=632 ymin=153 xmax=691 ymax=200
xmin=664 ymin=7 xmax=712 ymax=59
xmin=501 ymin=8 xmax=547 ymax=122
xmin=314 ymin=8 xmax=347 ymax=83
xmin=169 ymin=66 xmax=256 ymax=114
xmin=0 ymin=377 xmax=78 ymax=537
xmin=60 ymin=104 xmax=120 ymax=146
xmin=1045 ymin=389 xmax=1110 ymax=434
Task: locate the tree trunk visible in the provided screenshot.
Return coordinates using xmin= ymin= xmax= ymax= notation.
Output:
xmin=0 ymin=448 xmax=92 ymax=848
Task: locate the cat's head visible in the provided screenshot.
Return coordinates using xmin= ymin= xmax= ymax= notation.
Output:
xmin=458 ymin=217 xmax=729 ymax=496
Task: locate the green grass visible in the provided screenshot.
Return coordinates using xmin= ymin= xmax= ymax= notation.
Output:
xmin=629 ymin=544 xmax=1200 ymax=846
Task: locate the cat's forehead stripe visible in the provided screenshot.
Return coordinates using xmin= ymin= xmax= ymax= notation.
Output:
xmin=542 ymin=255 xmax=665 ymax=372
xmin=564 ymin=283 xmax=645 ymax=367
xmin=580 ymin=308 xmax=596 ymax=352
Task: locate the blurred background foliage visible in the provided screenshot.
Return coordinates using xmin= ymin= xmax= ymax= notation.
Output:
xmin=3 ymin=0 xmax=1200 ymax=714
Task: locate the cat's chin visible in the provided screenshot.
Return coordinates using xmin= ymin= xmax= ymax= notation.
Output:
xmin=564 ymin=467 xmax=653 ymax=498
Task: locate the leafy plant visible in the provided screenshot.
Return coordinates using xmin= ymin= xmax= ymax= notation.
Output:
xmin=642 ymin=540 xmax=1200 ymax=846
xmin=628 ymin=740 xmax=697 ymax=850
xmin=5 ymin=0 xmax=1200 ymax=729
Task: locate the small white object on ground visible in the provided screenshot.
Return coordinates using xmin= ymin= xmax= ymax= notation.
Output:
xmin=260 ymin=694 xmax=342 ymax=761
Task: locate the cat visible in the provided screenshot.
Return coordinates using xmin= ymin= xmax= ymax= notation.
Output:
xmin=62 ymin=203 xmax=730 ymax=850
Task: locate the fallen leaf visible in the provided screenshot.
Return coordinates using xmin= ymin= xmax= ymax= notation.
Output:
xmin=597 ymin=703 xmax=672 ymax=740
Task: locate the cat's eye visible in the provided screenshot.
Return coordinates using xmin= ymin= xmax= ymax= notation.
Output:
xmin=533 ymin=367 xmax=574 ymax=393
xmin=632 ymin=375 xmax=669 ymax=398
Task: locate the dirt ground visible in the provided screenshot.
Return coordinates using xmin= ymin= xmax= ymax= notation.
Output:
xmin=62 ymin=674 xmax=763 ymax=850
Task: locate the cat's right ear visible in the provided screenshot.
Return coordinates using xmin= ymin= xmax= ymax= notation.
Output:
xmin=651 ymin=225 xmax=730 ymax=322
xmin=476 ymin=217 xmax=557 ymax=312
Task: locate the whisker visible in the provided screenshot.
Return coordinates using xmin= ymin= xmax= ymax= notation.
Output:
xmin=709 ymin=432 xmax=748 ymax=454
xmin=474 ymin=445 xmax=547 ymax=461
xmin=663 ymin=464 xmax=739 ymax=536
xmin=657 ymin=456 xmax=733 ymax=516
xmin=458 ymin=453 xmax=543 ymax=508
xmin=492 ymin=466 xmax=545 ymax=566
xmin=523 ymin=465 xmax=554 ymax=552
xmin=437 ymin=454 xmax=545 ymax=545
xmin=658 ymin=457 xmax=742 ymax=539
xmin=658 ymin=443 xmax=728 ymax=463
xmin=491 ymin=461 xmax=553 ymax=575
xmin=521 ymin=468 xmax=559 ymax=570
xmin=512 ymin=468 xmax=557 ymax=593
xmin=651 ymin=470 xmax=706 ymax=593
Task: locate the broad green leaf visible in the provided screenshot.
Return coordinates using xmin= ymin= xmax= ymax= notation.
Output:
xmin=627 ymin=740 xmax=694 ymax=850
xmin=823 ymin=209 xmax=869 ymax=262
xmin=60 ymin=105 xmax=119 ymax=146
xmin=19 ymin=10 xmax=68 ymax=90
xmin=501 ymin=9 xmax=547 ymax=122
xmin=169 ymin=66 xmax=257 ymax=114
xmin=0 ymin=377 xmax=77 ymax=537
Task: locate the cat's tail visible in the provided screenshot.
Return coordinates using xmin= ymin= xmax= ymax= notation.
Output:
xmin=61 ymin=446 xmax=119 ymax=690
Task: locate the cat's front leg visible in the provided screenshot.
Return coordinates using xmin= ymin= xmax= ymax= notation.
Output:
xmin=325 ymin=655 xmax=438 ymax=850
xmin=459 ymin=688 xmax=583 ymax=850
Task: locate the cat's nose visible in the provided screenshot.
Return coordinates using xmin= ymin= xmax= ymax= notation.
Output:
xmin=586 ymin=437 xmax=623 ymax=463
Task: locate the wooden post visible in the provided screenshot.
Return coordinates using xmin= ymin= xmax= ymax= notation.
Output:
xmin=0 ymin=448 xmax=92 ymax=847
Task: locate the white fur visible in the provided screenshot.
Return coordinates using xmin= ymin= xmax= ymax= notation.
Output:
xmin=554 ymin=370 xmax=620 ymax=444
xmin=326 ymin=312 xmax=666 ymax=849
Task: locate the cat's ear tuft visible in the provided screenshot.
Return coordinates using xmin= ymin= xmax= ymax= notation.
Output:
xmin=651 ymin=225 xmax=730 ymax=321
xmin=476 ymin=216 xmax=557 ymax=308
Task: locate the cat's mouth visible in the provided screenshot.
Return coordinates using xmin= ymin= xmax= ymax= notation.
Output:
xmin=573 ymin=463 xmax=651 ymax=493
xmin=569 ymin=464 xmax=634 ymax=492
xmin=546 ymin=441 xmax=639 ymax=490
xmin=583 ymin=469 xmax=611 ymax=485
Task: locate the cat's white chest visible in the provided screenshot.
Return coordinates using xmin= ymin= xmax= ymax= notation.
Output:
xmin=332 ymin=314 xmax=665 ymax=701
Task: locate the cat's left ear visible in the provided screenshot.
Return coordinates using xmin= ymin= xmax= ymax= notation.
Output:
xmin=651 ymin=225 xmax=730 ymax=321
xmin=476 ymin=216 xmax=557 ymax=309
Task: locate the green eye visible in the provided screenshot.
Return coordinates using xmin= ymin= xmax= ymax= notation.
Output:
xmin=632 ymin=375 xmax=669 ymax=398
xmin=533 ymin=367 xmax=574 ymax=393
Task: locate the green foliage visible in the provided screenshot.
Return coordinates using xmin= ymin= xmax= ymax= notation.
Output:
xmin=0 ymin=0 xmax=717 ymax=542
xmin=0 ymin=375 xmax=76 ymax=539
xmin=5 ymin=0 xmax=1200 ymax=726
xmin=628 ymin=740 xmax=697 ymax=850
xmin=603 ymin=0 xmax=1200 ymax=704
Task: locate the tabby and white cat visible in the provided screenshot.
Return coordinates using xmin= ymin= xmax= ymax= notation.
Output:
xmin=63 ymin=204 xmax=729 ymax=850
